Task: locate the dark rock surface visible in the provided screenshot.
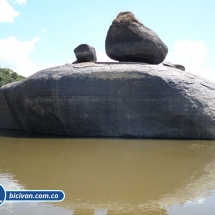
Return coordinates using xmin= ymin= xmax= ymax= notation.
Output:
xmin=74 ymin=44 xmax=97 ymax=63
xmin=163 ymin=61 xmax=185 ymax=71
xmin=175 ymin=64 xmax=185 ymax=71
xmin=105 ymin=12 xmax=168 ymax=64
xmin=0 ymin=62 xmax=215 ymax=139
xmin=163 ymin=61 xmax=176 ymax=68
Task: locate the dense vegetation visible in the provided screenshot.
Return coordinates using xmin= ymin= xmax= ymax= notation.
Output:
xmin=0 ymin=67 xmax=25 ymax=87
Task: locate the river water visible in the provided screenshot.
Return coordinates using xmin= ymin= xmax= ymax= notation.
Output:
xmin=0 ymin=130 xmax=215 ymax=215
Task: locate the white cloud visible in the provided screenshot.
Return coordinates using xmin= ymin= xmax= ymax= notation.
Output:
xmin=0 ymin=0 xmax=19 ymax=22
xmin=170 ymin=39 xmax=214 ymax=81
xmin=14 ymin=0 xmax=26 ymax=5
xmin=173 ymin=40 xmax=208 ymax=65
xmin=0 ymin=36 xmax=54 ymax=77
xmin=97 ymin=51 xmax=116 ymax=62
xmin=42 ymin=28 xmax=46 ymax=32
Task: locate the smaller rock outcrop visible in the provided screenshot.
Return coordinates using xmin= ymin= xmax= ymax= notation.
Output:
xmin=163 ymin=61 xmax=185 ymax=71
xmin=175 ymin=64 xmax=185 ymax=71
xmin=162 ymin=61 xmax=176 ymax=68
xmin=74 ymin=44 xmax=97 ymax=63
xmin=105 ymin=11 xmax=168 ymax=64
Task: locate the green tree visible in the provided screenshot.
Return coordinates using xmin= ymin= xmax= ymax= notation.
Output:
xmin=0 ymin=67 xmax=25 ymax=87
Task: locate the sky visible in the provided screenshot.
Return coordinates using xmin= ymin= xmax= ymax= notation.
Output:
xmin=0 ymin=0 xmax=215 ymax=80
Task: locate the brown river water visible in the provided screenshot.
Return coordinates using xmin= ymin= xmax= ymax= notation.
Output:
xmin=0 ymin=129 xmax=215 ymax=215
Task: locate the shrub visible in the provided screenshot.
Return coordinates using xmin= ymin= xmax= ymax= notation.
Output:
xmin=0 ymin=67 xmax=25 ymax=87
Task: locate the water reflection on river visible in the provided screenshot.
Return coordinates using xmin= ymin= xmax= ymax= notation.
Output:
xmin=0 ymin=130 xmax=215 ymax=215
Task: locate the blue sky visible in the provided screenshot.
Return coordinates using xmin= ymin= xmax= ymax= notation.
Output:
xmin=0 ymin=0 xmax=215 ymax=80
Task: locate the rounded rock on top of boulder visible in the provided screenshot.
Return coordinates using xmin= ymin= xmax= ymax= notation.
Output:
xmin=105 ymin=11 xmax=168 ymax=64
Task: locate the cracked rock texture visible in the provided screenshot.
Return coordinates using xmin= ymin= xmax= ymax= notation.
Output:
xmin=0 ymin=62 xmax=215 ymax=139
xmin=105 ymin=12 xmax=168 ymax=64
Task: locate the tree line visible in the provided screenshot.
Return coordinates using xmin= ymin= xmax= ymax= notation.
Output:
xmin=0 ymin=67 xmax=25 ymax=87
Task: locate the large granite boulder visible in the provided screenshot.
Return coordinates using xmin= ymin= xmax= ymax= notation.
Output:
xmin=0 ymin=62 xmax=215 ymax=139
xmin=105 ymin=12 xmax=168 ymax=64
xmin=74 ymin=44 xmax=97 ymax=63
